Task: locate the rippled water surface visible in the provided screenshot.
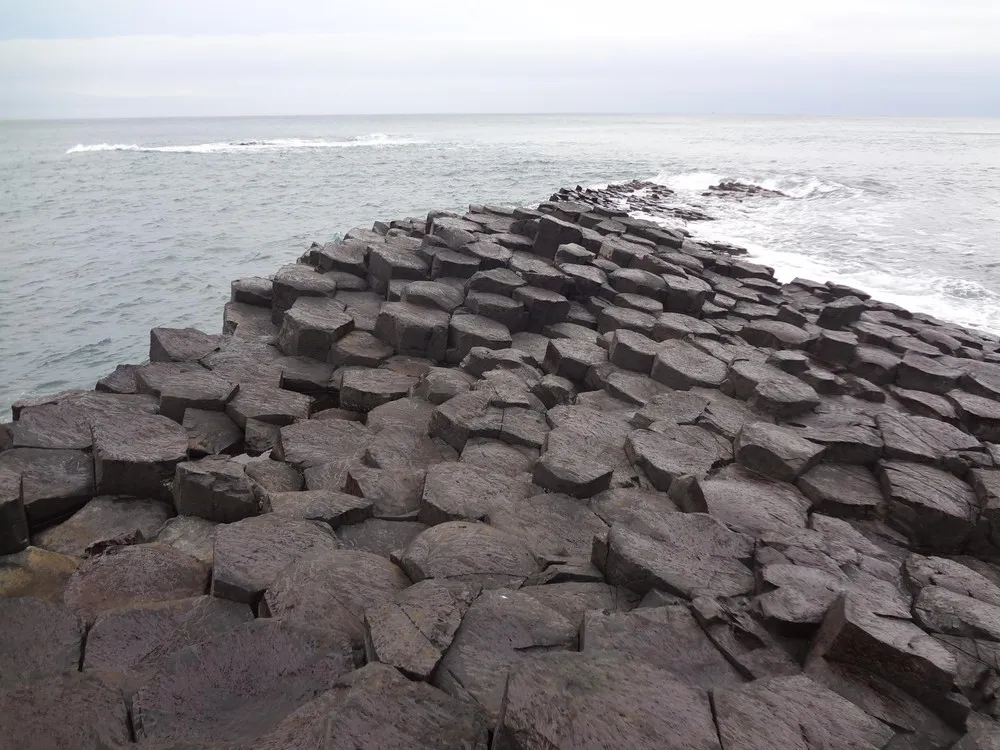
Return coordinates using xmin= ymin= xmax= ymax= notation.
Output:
xmin=2 ymin=114 xmax=999 ymax=418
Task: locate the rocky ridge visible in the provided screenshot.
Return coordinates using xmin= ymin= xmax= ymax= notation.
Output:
xmin=4 ymin=181 xmax=1000 ymax=747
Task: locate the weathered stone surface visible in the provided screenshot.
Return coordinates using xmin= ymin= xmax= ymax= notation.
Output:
xmin=130 ymin=618 xmax=355 ymax=746
xmin=0 ymin=489 xmax=28 ymax=555
xmin=211 ymin=514 xmax=339 ymax=604
xmin=599 ymin=518 xmax=754 ymax=598
xmin=608 ymin=328 xmax=660 ymax=372
xmin=419 ymin=460 xmax=533 ymax=525
xmin=493 ymin=651 xmax=722 ymax=750
xmin=541 ymin=337 xmax=607 ymax=382
xmin=255 ymin=662 xmax=489 ymax=750
xmin=34 ymin=495 xmax=172 ymax=558
xmin=225 ymin=383 xmax=312 ymax=429
xmin=581 ymin=605 xmax=743 ymax=688
xmin=90 ymin=413 xmax=188 ymax=502
xmin=724 ymin=360 xmax=820 ymax=418
xmin=277 ymin=296 xmax=354 ymax=360
xmin=150 ymin=327 xmax=221 ymax=362
xmin=663 ymin=274 xmax=711 ymax=314
xmin=261 ymin=549 xmax=408 ymax=646
xmin=533 ymin=409 xmax=630 ymax=498
xmin=740 ymin=319 xmax=813 ymax=349
xmin=400 ymin=521 xmax=539 ymax=589
xmin=152 ymin=515 xmax=217 ymax=565
xmin=897 ymin=353 xmax=962 ymax=394
xmin=435 ymin=589 xmax=577 ymax=724
xmin=685 ymin=468 xmax=812 ymax=535
xmin=625 ymin=428 xmax=718 ymax=491
xmin=809 ymin=593 xmax=957 ymax=709
xmin=83 ymin=594 xmax=251 ymax=678
xmin=0 ymin=597 xmax=83 ymax=691
xmin=879 ymin=460 xmax=977 ymax=552
xmin=488 ymin=491 xmax=609 ymax=562
xmin=330 ymin=329 xmax=394 ymax=368
xmin=338 ymin=518 xmax=429 ymax=558
xmin=735 ymin=421 xmax=825 ymax=482
xmin=650 ymin=340 xmax=727 ymax=390
xmin=713 ymin=673 xmax=895 ymax=750
xmin=797 ymin=463 xmax=885 ymax=518
xmin=0 ymin=673 xmax=131 ymax=750
xmin=272 ymin=263 xmax=339 ymax=321
xmin=0 ymin=447 xmax=95 ymax=527
xmin=447 ymin=313 xmax=512 ymax=363
xmin=878 ymin=411 xmax=981 ymax=464
xmin=268 ymin=488 xmax=372 ymax=526
xmin=914 ymin=585 xmax=1000 ymax=641
xmin=64 ymin=543 xmax=209 ymax=624
xmin=951 ymin=390 xmax=1000 ymax=442
xmin=172 ymin=457 xmax=256 ymax=523
xmin=375 ymin=301 xmax=451 ymax=361
xmin=850 ymin=344 xmax=902 ymax=385
xmin=512 ymin=285 xmax=570 ymax=330
xmin=182 ymin=407 xmax=242 ymax=456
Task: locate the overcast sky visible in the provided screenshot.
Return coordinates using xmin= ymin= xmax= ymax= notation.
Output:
xmin=1 ymin=0 xmax=998 ymax=118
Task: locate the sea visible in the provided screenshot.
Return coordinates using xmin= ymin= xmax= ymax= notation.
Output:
xmin=2 ymin=114 xmax=999 ymax=419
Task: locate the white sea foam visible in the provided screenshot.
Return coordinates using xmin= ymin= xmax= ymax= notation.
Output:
xmin=652 ymin=170 xmax=848 ymax=199
xmin=66 ymin=134 xmax=426 ymax=155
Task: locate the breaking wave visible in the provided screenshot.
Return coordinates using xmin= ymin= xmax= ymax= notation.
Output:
xmin=66 ymin=133 xmax=426 ymax=155
xmin=652 ymin=170 xmax=851 ymax=199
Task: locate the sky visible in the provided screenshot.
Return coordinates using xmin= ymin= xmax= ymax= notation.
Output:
xmin=0 ymin=0 xmax=998 ymax=118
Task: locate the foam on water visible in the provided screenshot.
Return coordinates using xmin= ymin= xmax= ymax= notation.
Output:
xmin=66 ymin=133 xmax=426 ymax=155
xmin=653 ymin=170 xmax=850 ymax=199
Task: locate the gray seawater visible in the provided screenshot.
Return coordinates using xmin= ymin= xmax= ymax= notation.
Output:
xmin=2 ymin=114 xmax=1000 ymax=419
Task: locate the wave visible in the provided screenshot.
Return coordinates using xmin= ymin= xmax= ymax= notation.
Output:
xmin=651 ymin=170 xmax=849 ymax=199
xmin=66 ymin=133 xmax=426 ymax=155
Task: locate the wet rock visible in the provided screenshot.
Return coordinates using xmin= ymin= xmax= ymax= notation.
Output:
xmin=713 ymin=673 xmax=895 ymax=750
xmin=735 ymin=421 xmax=825 ymax=482
xmin=256 ymin=662 xmax=490 ymax=750
xmin=64 ymin=543 xmax=209 ymax=624
xmin=879 ymin=460 xmax=977 ymax=552
xmin=0 ymin=448 xmax=95 ymax=528
xmin=211 ymin=514 xmax=339 ymax=604
xmin=0 ymin=673 xmax=131 ymax=750
xmin=375 ymin=301 xmax=451 ymax=361
xmin=651 ymin=340 xmax=728 ymax=390
xmin=797 ymin=463 xmax=885 ymax=518
xmin=434 ymin=589 xmax=577 ymax=725
xmin=261 ymin=549 xmax=408 ymax=646
xmin=493 ymin=651 xmax=721 ymax=750
xmin=130 ymin=618 xmax=355 ymax=746
xmin=399 ymin=521 xmax=540 ymax=589
xmin=465 ymin=239 xmax=513 ymax=269
xmin=599 ymin=518 xmax=754 ymax=598
xmin=809 ymin=593 xmax=958 ymax=711
xmin=149 ymin=327 xmax=221 ymax=362
xmin=581 ymin=605 xmax=743 ymax=688
xmin=0 ymin=597 xmax=83 ymax=691
xmin=271 ymin=264 xmax=340 ymax=322
xmin=182 ymin=408 xmax=242 ymax=456
xmin=597 ymin=305 xmax=657 ymax=336
xmin=34 ymin=495 xmax=172 ymax=558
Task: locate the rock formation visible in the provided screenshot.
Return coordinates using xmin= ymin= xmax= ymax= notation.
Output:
xmin=3 ymin=180 xmax=1000 ymax=747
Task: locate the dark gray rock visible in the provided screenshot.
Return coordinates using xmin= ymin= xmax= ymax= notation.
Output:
xmin=172 ymin=457 xmax=257 ymax=523
xmin=225 ymin=383 xmax=312 ymax=429
xmin=0 ymin=448 xmax=95 ymax=527
xmin=625 ymin=428 xmax=718 ymax=491
xmin=878 ymin=411 xmax=981 ymax=464
xmin=149 ymin=327 xmax=222 ymax=362
xmin=153 ymin=515 xmax=217 ymax=565
xmin=130 ymin=619 xmax=355 ymax=746
xmin=375 ymin=301 xmax=451 ymax=362
xmin=211 ymin=514 xmax=339 ymax=604
xmin=183 ymin=408 xmax=243 ymax=456
xmin=879 ymin=460 xmax=978 ymax=552
xmin=0 ymin=597 xmax=83 ymax=691
xmin=797 ymin=463 xmax=885 ymax=518
xmin=419 ymin=460 xmax=533 ymax=525
xmin=0 ymin=673 xmax=131 ymax=750
xmin=64 ymin=543 xmax=209 ymax=624
xmin=651 ymin=340 xmax=728 ymax=390
xmin=277 ymin=296 xmax=354 ymax=361
xmin=735 ymin=421 xmax=825 ymax=482
xmin=493 ymin=651 xmax=722 ymax=750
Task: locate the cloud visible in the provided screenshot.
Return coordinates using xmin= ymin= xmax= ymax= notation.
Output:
xmin=0 ymin=0 xmax=998 ymax=117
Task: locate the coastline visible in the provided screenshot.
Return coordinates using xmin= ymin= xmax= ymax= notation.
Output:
xmin=3 ymin=182 xmax=1000 ymax=745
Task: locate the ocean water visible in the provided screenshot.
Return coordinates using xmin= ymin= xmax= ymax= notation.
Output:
xmin=2 ymin=114 xmax=999 ymax=418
